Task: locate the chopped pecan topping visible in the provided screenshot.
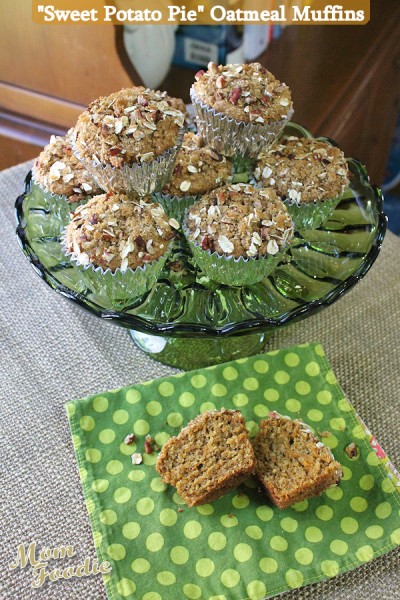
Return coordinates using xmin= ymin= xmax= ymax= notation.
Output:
xmin=228 ymin=87 xmax=242 ymax=105
xmin=134 ymin=235 xmax=145 ymax=248
xmin=173 ymin=163 xmax=183 ymax=176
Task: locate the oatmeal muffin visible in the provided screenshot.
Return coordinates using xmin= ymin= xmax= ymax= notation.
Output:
xmin=64 ymin=191 xmax=178 ymax=302
xmin=252 ymin=412 xmax=343 ymax=509
xmin=184 ymin=183 xmax=294 ymax=285
xmin=156 ymin=409 xmax=256 ymax=507
xmin=32 ymin=134 xmax=101 ymax=204
xmin=255 ymin=136 xmax=350 ymax=229
xmin=72 ymin=87 xmax=186 ymax=195
xmin=155 ymin=132 xmax=232 ymax=220
xmin=190 ymin=62 xmax=293 ymax=157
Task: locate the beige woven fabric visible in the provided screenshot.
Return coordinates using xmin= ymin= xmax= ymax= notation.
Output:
xmin=1 ymin=161 xmax=399 ymax=599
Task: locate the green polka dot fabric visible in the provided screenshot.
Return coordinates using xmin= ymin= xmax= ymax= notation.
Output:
xmin=66 ymin=342 xmax=400 ymax=600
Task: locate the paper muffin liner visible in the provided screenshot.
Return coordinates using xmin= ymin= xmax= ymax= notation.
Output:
xmin=285 ymin=196 xmax=341 ymax=230
xmin=62 ymin=229 xmax=173 ymax=307
xmin=71 ymin=128 xmax=184 ymax=196
xmin=182 ymin=221 xmax=287 ymax=286
xmin=190 ymin=89 xmax=293 ymax=158
xmin=151 ymin=192 xmax=200 ymax=222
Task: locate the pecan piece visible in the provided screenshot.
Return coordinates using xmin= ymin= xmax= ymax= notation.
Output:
xmin=228 ymin=87 xmax=242 ymax=105
xmin=134 ymin=235 xmax=145 ymax=248
xmin=201 ymin=235 xmax=214 ymax=251
xmin=261 ymin=227 xmax=270 ymax=241
xmin=216 ymin=75 xmax=226 ymax=89
xmin=208 ymin=61 xmax=219 ymax=74
xmin=109 ymin=146 xmax=121 ymax=156
xmin=344 ymin=442 xmax=359 ymax=459
xmin=144 ymin=440 xmax=153 ymax=454
xmin=124 ymin=433 xmax=136 ymax=445
xmin=173 ymin=163 xmax=183 ymax=176
xmin=216 ymin=190 xmax=227 ymax=204
xmin=137 ymin=95 xmax=149 ymax=106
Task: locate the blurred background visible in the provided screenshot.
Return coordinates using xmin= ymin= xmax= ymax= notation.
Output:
xmin=0 ymin=0 xmax=399 ymax=232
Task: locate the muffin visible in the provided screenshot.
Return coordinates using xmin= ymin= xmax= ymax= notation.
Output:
xmin=154 ymin=132 xmax=233 ymax=220
xmin=190 ymin=62 xmax=293 ymax=157
xmin=64 ymin=191 xmax=178 ymax=304
xmin=32 ymin=133 xmax=101 ymax=205
xmin=254 ymin=136 xmax=350 ymax=229
xmin=252 ymin=412 xmax=343 ymax=509
xmin=183 ymin=183 xmax=294 ymax=286
xmin=71 ymin=87 xmax=186 ymax=195
xmin=156 ymin=409 xmax=256 ymax=507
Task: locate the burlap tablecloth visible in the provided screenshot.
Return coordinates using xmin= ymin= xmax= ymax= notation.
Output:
xmin=1 ymin=161 xmax=399 ymax=599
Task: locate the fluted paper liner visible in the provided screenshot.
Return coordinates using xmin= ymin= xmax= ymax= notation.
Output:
xmin=285 ymin=196 xmax=342 ymax=230
xmin=31 ymin=173 xmax=89 ymax=214
xmin=182 ymin=220 xmax=288 ymax=286
xmin=62 ymin=229 xmax=173 ymax=307
xmin=151 ymin=192 xmax=199 ymax=222
xmin=190 ymin=89 xmax=293 ymax=158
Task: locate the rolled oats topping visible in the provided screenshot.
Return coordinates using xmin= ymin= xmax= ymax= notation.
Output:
xmin=65 ymin=191 xmax=175 ymax=271
xmin=32 ymin=133 xmax=101 ymax=201
xmin=185 ymin=184 xmax=294 ymax=258
xmin=192 ymin=62 xmax=293 ymax=124
xmin=255 ymin=137 xmax=350 ymax=204
xmin=73 ymin=87 xmax=186 ymax=169
xmin=162 ymin=132 xmax=232 ymax=197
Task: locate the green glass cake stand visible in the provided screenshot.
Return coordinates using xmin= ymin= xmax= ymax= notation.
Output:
xmin=15 ymin=123 xmax=386 ymax=370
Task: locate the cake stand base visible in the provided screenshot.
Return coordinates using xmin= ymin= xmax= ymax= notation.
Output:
xmin=129 ymin=330 xmax=271 ymax=370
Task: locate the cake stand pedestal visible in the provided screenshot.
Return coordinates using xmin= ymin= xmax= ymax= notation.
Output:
xmin=130 ymin=330 xmax=271 ymax=370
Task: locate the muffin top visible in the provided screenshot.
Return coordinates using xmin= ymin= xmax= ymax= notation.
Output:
xmin=162 ymin=132 xmax=232 ymax=197
xmin=185 ymin=183 xmax=294 ymax=259
xmin=33 ymin=134 xmax=101 ymax=202
xmin=192 ymin=62 xmax=293 ymax=124
xmin=72 ymin=87 xmax=186 ymax=169
xmin=254 ymin=136 xmax=349 ymax=204
xmin=66 ymin=191 xmax=178 ymax=271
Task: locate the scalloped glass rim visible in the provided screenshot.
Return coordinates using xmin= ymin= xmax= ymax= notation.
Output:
xmin=15 ymin=123 xmax=387 ymax=338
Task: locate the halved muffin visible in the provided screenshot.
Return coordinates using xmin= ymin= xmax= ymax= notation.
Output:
xmin=252 ymin=412 xmax=342 ymax=509
xmin=156 ymin=409 xmax=256 ymax=507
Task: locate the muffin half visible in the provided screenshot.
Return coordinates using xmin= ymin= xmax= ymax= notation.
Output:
xmin=156 ymin=409 xmax=256 ymax=507
xmin=252 ymin=412 xmax=343 ymax=509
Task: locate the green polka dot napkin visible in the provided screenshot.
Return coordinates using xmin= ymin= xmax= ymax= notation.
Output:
xmin=66 ymin=342 xmax=400 ymax=600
